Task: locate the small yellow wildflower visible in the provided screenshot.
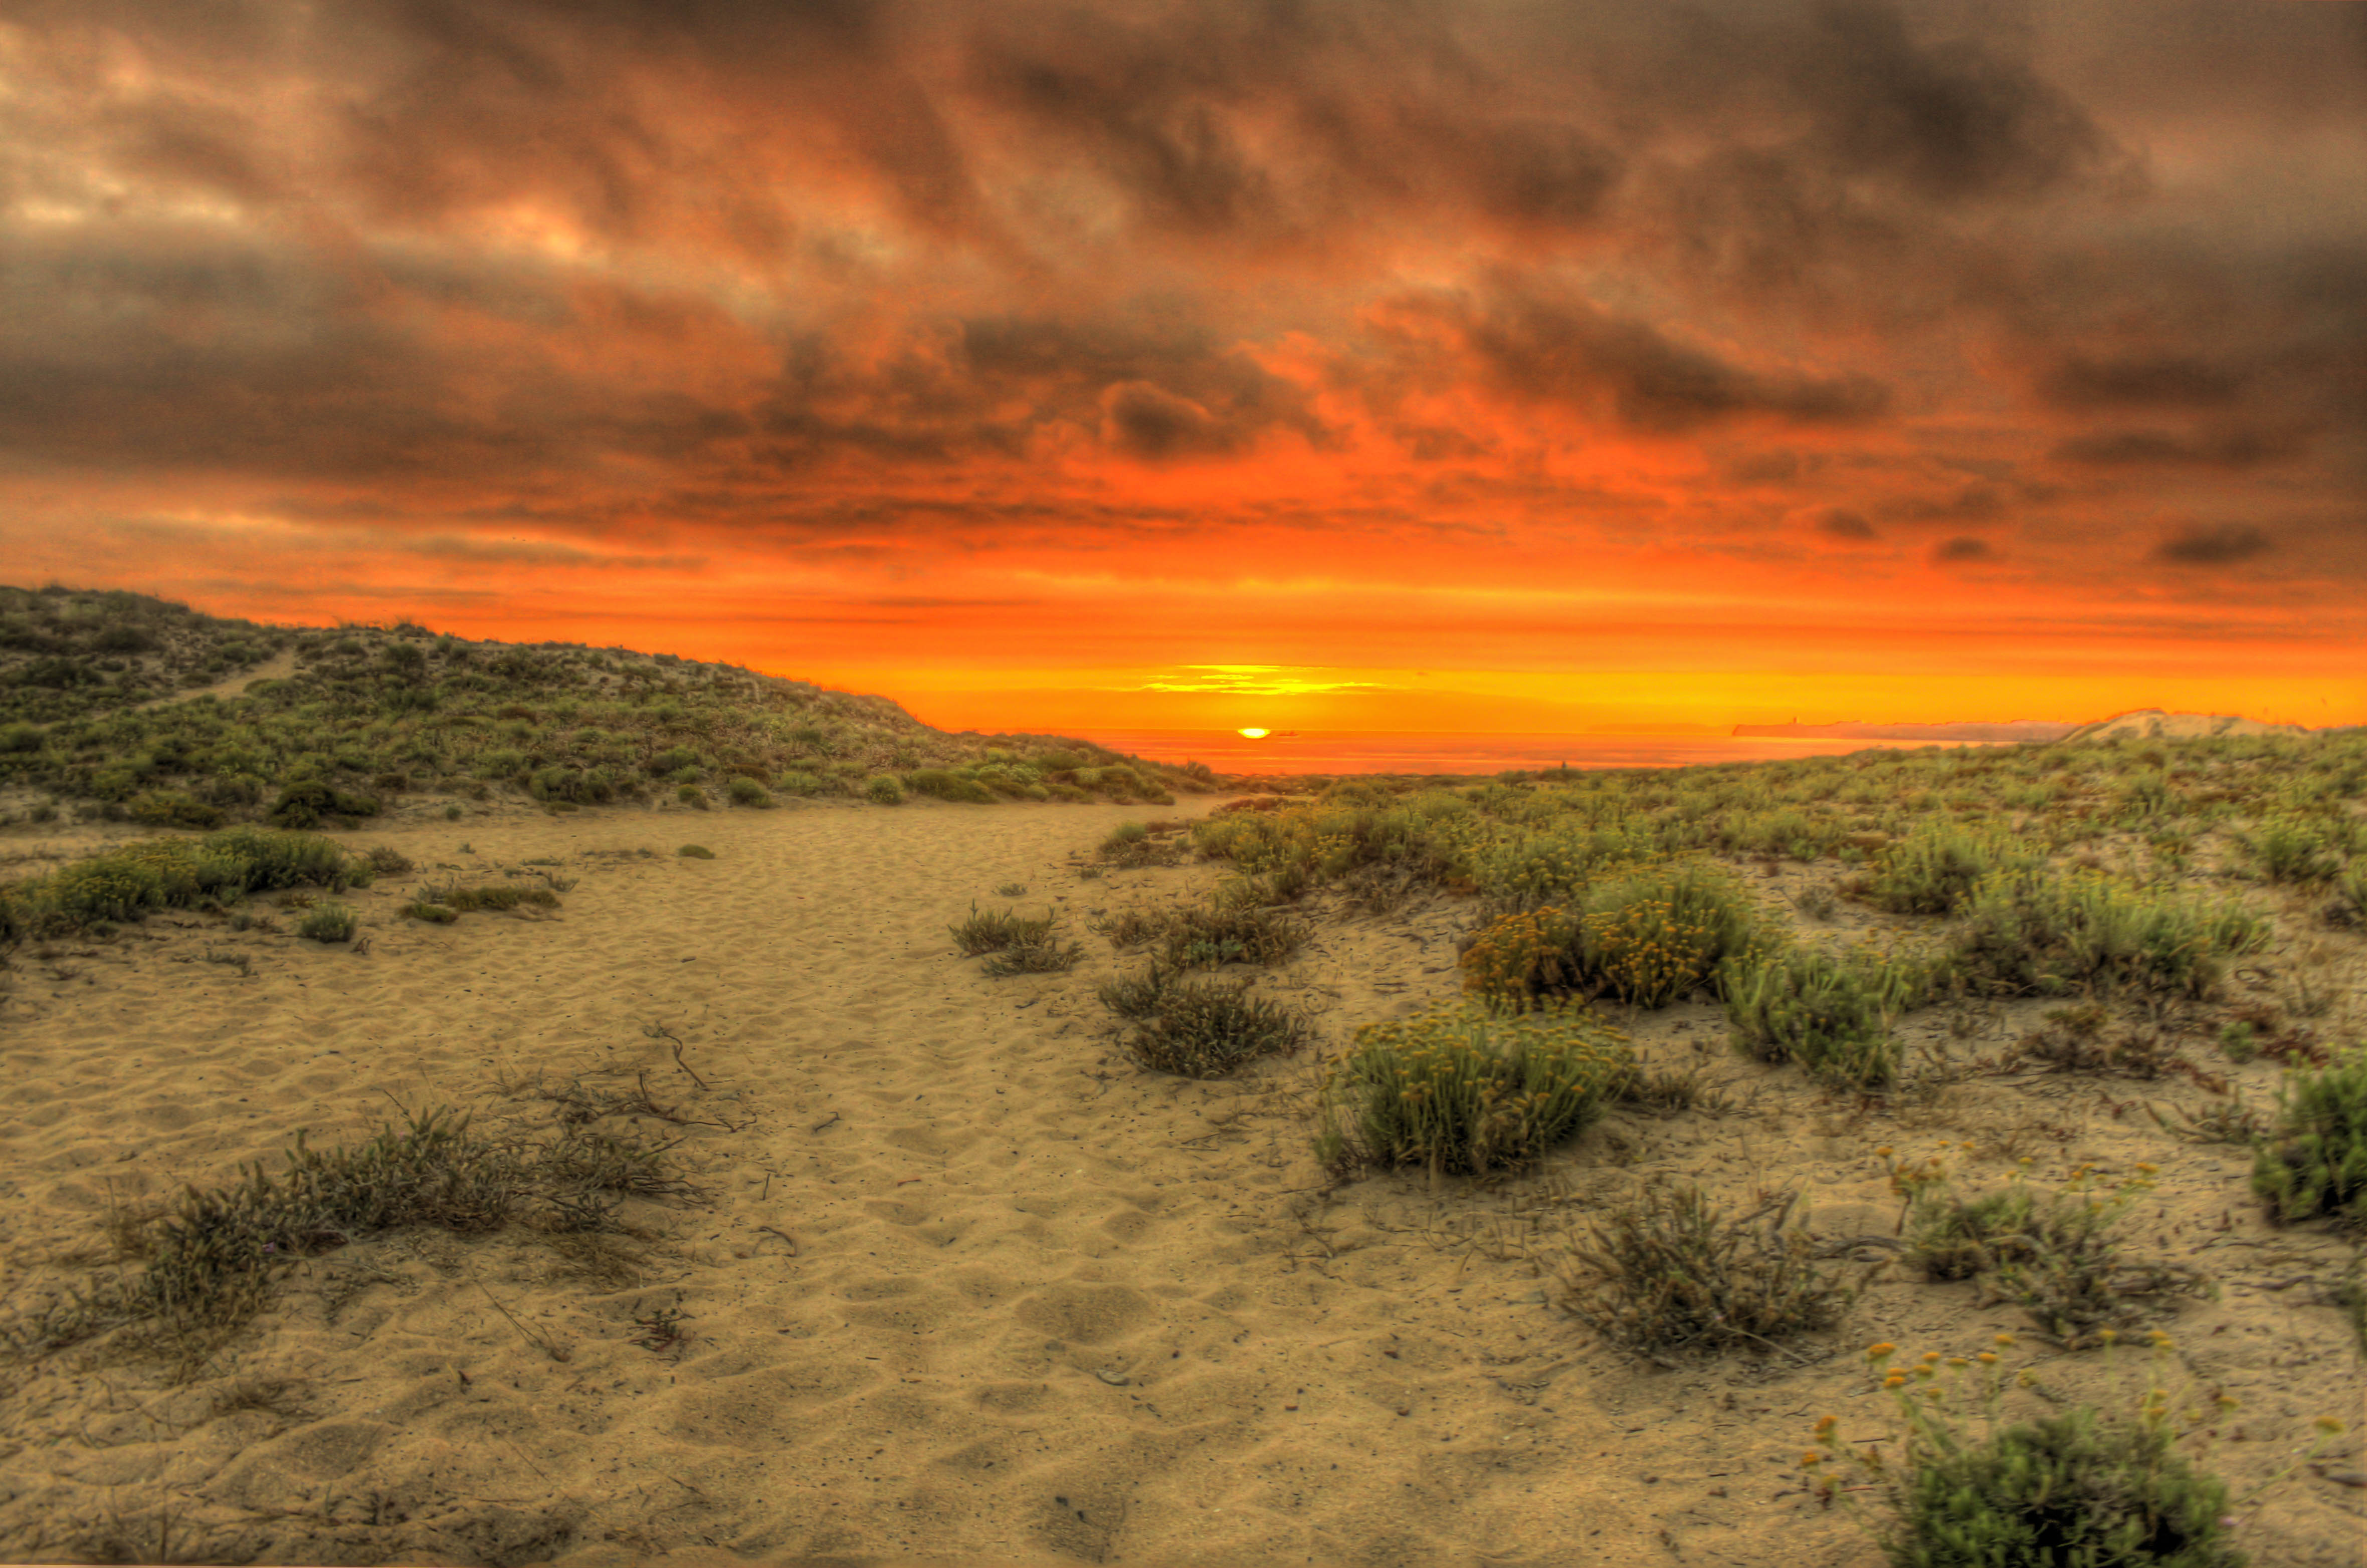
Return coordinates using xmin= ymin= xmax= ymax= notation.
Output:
xmin=2316 ymin=1417 xmax=2346 ymax=1435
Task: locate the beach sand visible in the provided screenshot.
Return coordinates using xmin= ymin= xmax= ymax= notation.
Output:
xmin=1 ymin=797 xmax=2360 ymax=1566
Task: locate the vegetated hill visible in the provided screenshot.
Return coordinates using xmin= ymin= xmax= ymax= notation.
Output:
xmin=0 ymin=586 xmax=1216 ymax=831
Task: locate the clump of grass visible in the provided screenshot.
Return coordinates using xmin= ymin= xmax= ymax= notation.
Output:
xmin=1099 ymin=821 xmax=1185 ymax=868
xmin=2002 ymin=1003 xmax=2185 ymax=1079
xmin=725 ymin=776 xmax=774 ymax=808
xmin=1097 ymin=966 xmax=1310 ymax=1078
xmin=1550 ymin=1186 xmax=1846 ymax=1361
xmin=863 ymin=775 xmax=905 ymax=805
xmin=2252 ymin=1046 xmax=2367 ymax=1225
xmin=295 ymin=903 xmax=358 ymax=943
xmin=1900 ymin=1162 xmax=2206 ymax=1346
xmin=1861 ymin=824 xmax=2044 ymax=915
xmin=2237 ymin=812 xmax=2349 ymax=884
xmin=995 ymin=882 xmax=1028 ymax=897
xmin=3 ymin=1106 xmax=696 ymax=1368
xmin=950 ymin=904 xmax=1054 ymax=956
xmin=0 ymin=828 xmax=371 ymax=941
xmin=400 ymin=902 xmax=459 ymax=924
xmin=980 ymin=931 xmax=1084 ymax=976
xmin=1722 ymin=942 xmax=1918 ymax=1089
xmin=1316 ymin=1002 xmax=1631 ymax=1176
xmin=1613 ymin=1060 xmax=1729 ymax=1117
xmin=2323 ymin=862 xmax=2367 ymax=929
xmin=676 ymin=844 xmax=714 ymax=859
xmin=362 ymin=845 xmax=414 ymax=875
xmin=1105 ymin=903 xmax=1309 ymax=968
xmin=416 ymin=881 xmax=559 ymax=915
xmin=1810 ymin=1340 xmax=2256 ymax=1568
xmin=1942 ymin=870 xmax=2267 ymax=1000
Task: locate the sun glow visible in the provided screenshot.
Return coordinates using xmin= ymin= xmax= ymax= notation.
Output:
xmin=1237 ymin=727 xmax=1271 ymax=739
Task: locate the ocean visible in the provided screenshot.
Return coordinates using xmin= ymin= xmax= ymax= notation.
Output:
xmin=1071 ymin=729 xmax=2018 ymax=779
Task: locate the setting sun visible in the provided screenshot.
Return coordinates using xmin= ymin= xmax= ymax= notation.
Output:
xmin=1238 ymin=728 xmax=1272 ymax=740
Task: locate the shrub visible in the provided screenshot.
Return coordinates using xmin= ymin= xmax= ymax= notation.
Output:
xmin=266 ymin=781 xmax=380 ymax=829
xmin=1120 ymin=904 xmax=1308 ymax=969
xmin=1573 ymin=861 xmax=1760 ymax=1008
xmin=726 ymin=776 xmax=774 ymax=808
xmin=676 ymin=844 xmax=714 ymax=859
xmin=1943 ymin=870 xmax=2267 ymax=1000
xmin=124 ymin=790 xmax=223 ymax=830
xmin=2002 ymin=1004 xmax=2185 ymax=1079
xmin=1098 ymin=967 xmax=1310 ymax=1078
xmin=1550 ymin=1185 xmax=1846 ymax=1359
xmin=2238 ymin=812 xmax=2348 ymax=884
xmin=401 ymin=901 xmax=459 ymax=924
xmin=1812 ymin=1345 xmax=2247 ymax=1568
xmin=1316 ymin=1002 xmax=1632 ymax=1176
xmin=980 ymin=933 xmax=1084 ymax=976
xmin=864 ymin=775 xmax=905 ymax=805
xmin=648 ymin=745 xmax=700 ymax=776
xmin=1863 ymin=824 xmax=2044 ymax=915
xmin=1901 ymin=1165 xmax=2206 ymax=1346
xmin=1722 ymin=942 xmax=1915 ymax=1089
xmin=950 ymin=904 xmax=1054 ymax=956
xmin=2322 ymin=862 xmax=2367 ymax=930
xmin=296 ymin=903 xmax=358 ymax=943
xmin=1099 ymin=821 xmax=1183 ymax=867
xmin=363 ymin=845 xmax=414 ymax=875
xmin=2253 ymin=1046 xmax=2367 ymax=1225
xmin=906 ymin=768 xmax=996 ymax=804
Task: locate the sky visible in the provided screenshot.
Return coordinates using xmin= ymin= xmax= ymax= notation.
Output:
xmin=2 ymin=0 xmax=2363 ymax=737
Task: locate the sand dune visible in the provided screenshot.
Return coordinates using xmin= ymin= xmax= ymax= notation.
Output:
xmin=1 ymin=798 xmax=2359 ymax=1566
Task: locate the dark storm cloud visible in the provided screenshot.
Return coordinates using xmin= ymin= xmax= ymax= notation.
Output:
xmin=1390 ymin=284 xmax=1890 ymax=433
xmin=2152 ymin=523 xmax=2271 ymax=567
xmin=0 ymin=0 xmax=2358 ymax=576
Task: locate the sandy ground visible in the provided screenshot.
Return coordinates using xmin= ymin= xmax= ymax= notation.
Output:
xmin=0 ymin=796 xmax=2361 ymax=1566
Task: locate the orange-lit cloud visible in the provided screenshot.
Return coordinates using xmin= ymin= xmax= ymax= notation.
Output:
xmin=1 ymin=1 xmax=2362 ymax=734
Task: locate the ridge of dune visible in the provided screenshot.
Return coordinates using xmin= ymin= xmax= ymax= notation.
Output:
xmin=2060 ymin=709 xmax=2314 ymax=744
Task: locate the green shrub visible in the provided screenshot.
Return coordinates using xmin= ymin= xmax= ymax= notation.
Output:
xmin=296 ymin=902 xmax=358 ymax=943
xmin=1901 ymin=1166 xmax=2205 ymax=1345
xmin=676 ymin=844 xmax=714 ymax=859
xmin=2322 ymin=862 xmax=2367 ymax=929
xmin=1098 ymin=967 xmax=1310 ymax=1078
xmin=124 ymin=790 xmax=224 ymax=830
xmin=648 ymin=745 xmax=700 ymax=776
xmin=906 ymin=768 xmax=995 ymax=804
xmin=1863 ymin=824 xmax=2044 ymax=916
xmin=1722 ymin=942 xmax=1914 ymax=1088
xmin=2238 ymin=812 xmax=2348 ymax=884
xmin=2253 ymin=1046 xmax=2367 ymax=1225
xmin=1099 ymin=820 xmax=1184 ymax=867
xmin=864 ymin=775 xmax=905 ymax=805
xmin=400 ymin=901 xmax=459 ymax=924
xmin=1111 ymin=903 xmax=1309 ymax=968
xmin=1944 ymin=870 xmax=2267 ymax=1000
xmin=1316 ymin=1002 xmax=1632 ymax=1176
xmin=1550 ymin=1185 xmax=1846 ymax=1359
xmin=266 ymin=781 xmax=380 ymax=829
xmin=726 ymin=776 xmax=774 ymax=808
xmin=1813 ymin=1346 xmax=2245 ymax=1568
xmin=979 ymin=934 xmax=1084 ymax=976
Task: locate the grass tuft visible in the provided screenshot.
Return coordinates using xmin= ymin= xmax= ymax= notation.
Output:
xmin=2252 ymin=1046 xmax=2367 ymax=1225
xmin=1097 ymin=966 xmax=1310 ymax=1078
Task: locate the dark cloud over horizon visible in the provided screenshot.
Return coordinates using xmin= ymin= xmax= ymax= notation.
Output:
xmin=0 ymin=0 xmax=2360 ymax=663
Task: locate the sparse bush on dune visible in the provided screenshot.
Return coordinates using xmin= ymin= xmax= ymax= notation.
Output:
xmin=1316 ymin=1002 xmax=1632 ymax=1176
xmin=0 ymin=828 xmax=372 ymax=940
xmin=1722 ymin=941 xmax=1918 ymax=1089
xmin=726 ymin=775 xmax=774 ymax=808
xmin=295 ymin=902 xmax=359 ymax=943
xmin=1861 ymin=824 xmax=2045 ymax=916
xmin=2252 ymin=1046 xmax=2367 ymax=1225
xmin=1099 ymin=965 xmax=1310 ymax=1078
xmin=2238 ymin=812 xmax=2353 ymax=884
xmin=1939 ymin=869 xmax=2267 ymax=1000
xmin=1459 ymin=859 xmax=1759 ymax=1012
xmin=1550 ymin=1185 xmax=1846 ymax=1360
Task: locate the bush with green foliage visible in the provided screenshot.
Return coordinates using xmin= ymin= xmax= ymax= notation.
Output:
xmin=1810 ymin=1342 xmax=2249 ymax=1568
xmin=1862 ymin=824 xmax=2045 ymax=915
xmin=1722 ymin=941 xmax=1918 ymax=1088
xmin=2252 ymin=1046 xmax=2367 ymax=1225
xmin=1942 ymin=870 xmax=2267 ymax=1000
xmin=0 ymin=828 xmax=369 ymax=940
xmin=2237 ymin=812 xmax=2351 ymax=885
xmin=726 ymin=775 xmax=774 ymax=808
xmin=296 ymin=902 xmax=359 ymax=943
xmin=1316 ymin=1002 xmax=1632 ymax=1175
xmin=863 ymin=774 xmax=905 ymax=805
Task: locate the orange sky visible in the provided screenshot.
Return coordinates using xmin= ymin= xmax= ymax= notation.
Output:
xmin=3 ymin=1 xmax=2362 ymax=735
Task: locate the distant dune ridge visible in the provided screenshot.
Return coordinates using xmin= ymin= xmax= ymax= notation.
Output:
xmin=1733 ymin=711 xmax=2334 ymax=745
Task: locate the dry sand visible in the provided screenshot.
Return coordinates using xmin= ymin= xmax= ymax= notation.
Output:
xmin=0 ymin=797 xmax=2361 ymax=1566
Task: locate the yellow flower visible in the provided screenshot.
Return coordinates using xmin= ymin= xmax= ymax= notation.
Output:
xmin=1976 ymin=1352 xmax=1998 ymax=1366
xmin=1994 ymin=1333 xmax=2016 ymax=1348
xmin=2316 ymin=1417 xmax=2346 ymax=1435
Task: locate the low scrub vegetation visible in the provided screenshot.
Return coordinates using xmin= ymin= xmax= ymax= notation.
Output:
xmin=1315 ymin=1002 xmax=1633 ymax=1176
xmin=1550 ymin=1186 xmax=1847 ymax=1360
xmin=2253 ymin=1046 xmax=2367 ymax=1225
xmin=1097 ymin=966 xmax=1309 ymax=1078
xmin=1722 ymin=941 xmax=1919 ymax=1088
xmin=0 ymin=828 xmax=372 ymax=940
xmin=1459 ymin=859 xmax=1760 ymax=1011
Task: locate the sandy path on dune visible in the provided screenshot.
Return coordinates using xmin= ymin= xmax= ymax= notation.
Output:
xmin=2 ymin=797 xmax=2357 ymax=1566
